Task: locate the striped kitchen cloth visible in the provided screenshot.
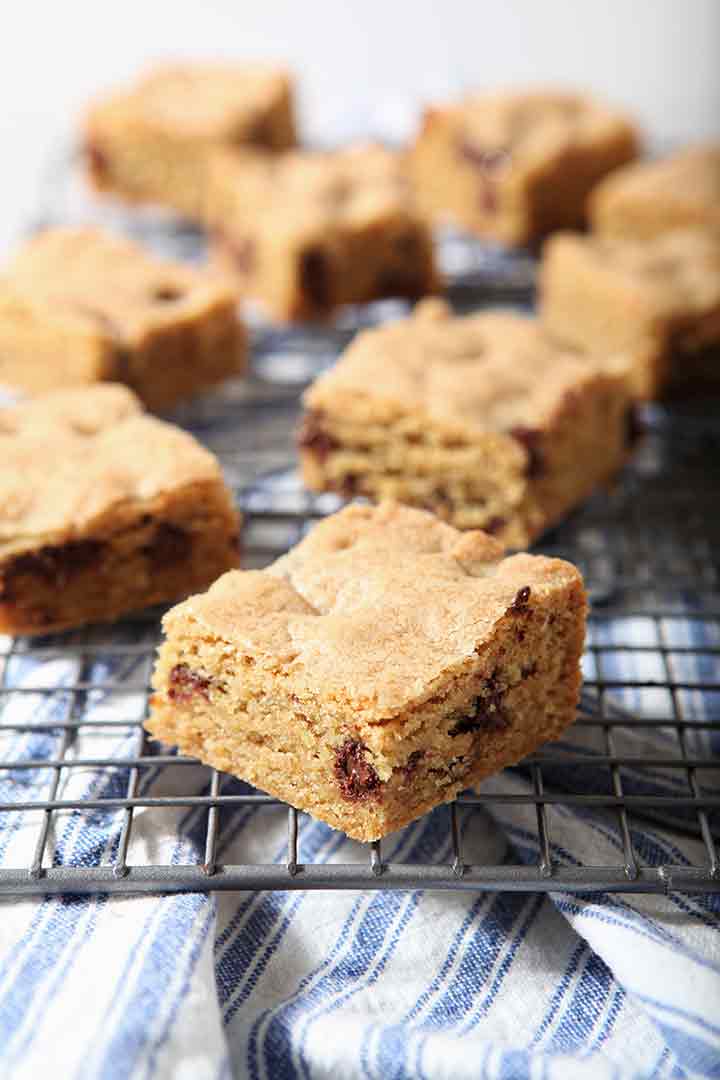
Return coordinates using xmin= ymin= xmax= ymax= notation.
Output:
xmin=0 ymin=610 xmax=718 ymax=1080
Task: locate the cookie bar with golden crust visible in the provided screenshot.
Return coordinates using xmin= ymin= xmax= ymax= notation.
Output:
xmin=299 ymin=300 xmax=635 ymax=547
xmin=589 ymin=145 xmax=720 ymax=242
xmin=539 ymin=228 xmax=720 ymax=398
xmin=0 ymin=385 xmax=240 ymax=636
xmin=147 ymin=503 xmax=587 ymax=841
xmin=207 ymin=143 xmax=439 ymax=321
xmin=0 ymin=227 xmax=246 ymax=410
xmin=410 ymin=88 xmax=638 ymax=246
xmin=84 ymin=62 xmax=296 ymax=220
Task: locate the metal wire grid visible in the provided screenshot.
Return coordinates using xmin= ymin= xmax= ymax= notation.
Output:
xmin=0 ymin=389 xmax=718 ymax=897
xmin=1 ymin=147 xmax=717 ymax=895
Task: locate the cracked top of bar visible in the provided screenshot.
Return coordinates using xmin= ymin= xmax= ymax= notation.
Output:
xmin=162 ymin=502 xmax=584 ymax=719
xmin=87 ymin=62 xmax=294 ymax=139
xmin=209 ymin=143 xmax=418 ymax=230
xmin=426 ymin=89 xmax=636 ymax=160
xmin=304 ymin=299 xmax=626 ymax=434
xmin=0 ymin=385 xmax=229 ymax=557
xmin=544 ymin=227 xmax=720 ymax=317
xmin=0 ymin=227 xmax=237 ymax=343
xmin=590 ymin=145 xmax=720 ymax=231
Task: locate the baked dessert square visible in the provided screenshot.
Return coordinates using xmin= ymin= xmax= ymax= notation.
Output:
xmin=410 ymin=89 xmax=638 ymax=247
xmin=539 ymin=228 xmax=720 ymax=398
xmin=147 ymin=503 xmax=587 ymax=841
xmin=0 ymin=227 xmax=246 ymax=410
xmin=299 ymin=300 xmax=635 ymax=547
xmin=84 ymin=62 xmax=296 ymax=220
xmin=589 ymin=145 xmax=720 ymax=241
xmin=206 ymin=143 xmax=439 ymax=321
xmin=0 ymin=385 xmax=240 ymax=636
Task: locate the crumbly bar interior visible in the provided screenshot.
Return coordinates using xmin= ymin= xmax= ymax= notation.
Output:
xmin=299 ymin=304 xmax=634 ymax=545
xmin=148 ymin=504 xmax=586 ymax=841
xmin=0 ymin=484 xmax=239 ymax=636
xmin=210 ymin=218 xmax=437 ymax=322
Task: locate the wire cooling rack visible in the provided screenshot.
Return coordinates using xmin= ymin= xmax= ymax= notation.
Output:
xmin=1 ymin=150 xmax=717 ymax=896
xmin=0 ymin=376 xmax=719 ymax=897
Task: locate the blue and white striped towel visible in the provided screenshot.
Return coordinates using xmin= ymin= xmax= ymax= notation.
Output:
xmin=0 ymin=611 xmax=719 ymax=1080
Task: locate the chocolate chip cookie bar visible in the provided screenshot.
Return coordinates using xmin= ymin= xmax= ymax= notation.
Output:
xmin=147 ymin=503 xmax=586 ymax=841
xmin=410 ymin=89 xmax=638 ymax=246
xmin=589 ymin=145 xmax=720 ymax=242
xmin=539 ymin=228 xmax=720 ymax=398
xmin=0 ymin=385 xmax=240 ymax=636
xmin=0 ymin=227 xmax=246 ymax=410
xmin=299 ymin=300 xmax=635 ymax=547
xmin=207 ymin=143 xmax=438 ymax=321
xmin=85 ymin=62 xmax=296 ymax=220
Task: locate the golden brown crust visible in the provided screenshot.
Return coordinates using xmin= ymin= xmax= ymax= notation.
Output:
xmin=589 ymin=144 xmax=720 ymax=241
xmin=539 ymin=227 xmax=720 ymax=398
xmin=305 ymin=299 xmax=623 ymax=431
xmin=411 ymin=88 xmax=638 ymax=245
xmin=0 ymin=384 xmax=241 ymax=635
xmin=84 ymin=63 xmax=297 ymax=218
xmin=0 ymin=384 xmax=235 ymax=559
xmin=0 ymin=228 xmax=246 ymax=409
xmin=160 ymin=503 xmax=580 ymax=719
xmin=147 ymin=504 xmax=587 ymax=840
xmin=87 ymin=62 xmax=296 ymax=142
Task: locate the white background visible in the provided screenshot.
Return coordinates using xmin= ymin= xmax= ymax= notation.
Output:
xmin=0 ymin=0 xmax=718 ymax=251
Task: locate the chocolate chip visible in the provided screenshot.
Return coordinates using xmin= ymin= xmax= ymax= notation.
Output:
xmin=449 ymin=672 xmax=508 ymax=737
xmin=402 ymin=749 xmax=425 ymax=781
xmin=509 ymin=427 xmax=545 ymax=479
xmin=522 ymin=663 xmax=538 ymax=678
xmin=508 ymin=586 xmax=532 ymax=614
xmin=153 ymin=286 xmax=183 ymax=303
xmin=484 ymin=516 xmax=507 ymax=536
xmin=625 ymin=406 xmax=645 ymax=449
xmin=299 ymin=247 xmax=332 ymax=310
xmin=458 ymin=142 xmax=510 ymax=171
xmin=429 ymin=755 xmax=469 ymax=783
xmin=85 ymin=141 xmax=108 ymax=181
xmin=457 ymin=142 xmax=509 ymax=215
xmin=112 ymin=347 xmax=133 ymax=381
xmin=375 ymin=270 xmax=426 ymax=301
xmin=297 ymin=411 xmax=339 ymax=462
xmin=339 ymin=475 xmax=359 ymax=498
xmin=334 ymin=739 xmax=382 ymax=802
xmin=142 ymin=523 xmax=192 ymax=569
xmin=245 ymin=115 xmax=272 ymax=145
xmin=0 ymin=540 xmax=105 ymax=603
xmin=393 ymin=231 xmax=423 ymax=259
xmin=168 ymin=663 xmax=212 ymax=703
